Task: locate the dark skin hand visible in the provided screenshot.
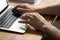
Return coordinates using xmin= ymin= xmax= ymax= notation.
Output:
xmin=12 ymin=4 xmax=37 ymax=13
xmin=13 ymin=3 xmax=60 ymax=40
xmin=19 ymin=12 xmax=60 ymax=40
xmin=13 ymin=4 xmax=60 ymax=15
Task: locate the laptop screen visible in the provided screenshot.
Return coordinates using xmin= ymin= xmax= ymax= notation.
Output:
xmin=0 ymin=0 xmax=7 ymax=13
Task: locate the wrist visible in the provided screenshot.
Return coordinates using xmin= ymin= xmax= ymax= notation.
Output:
xmin=35 ymin=21 xmax=49 ymax=33
xmin=42 ymin=22 xmax=52 ymax=33
xmin=39 ymin=21 xmax=51 ymax=32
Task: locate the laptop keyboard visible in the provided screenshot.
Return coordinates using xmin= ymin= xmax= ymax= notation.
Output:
xmin=0 ymin=9 xmax=17 ymax=28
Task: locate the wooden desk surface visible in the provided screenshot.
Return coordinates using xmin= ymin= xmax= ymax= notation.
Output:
xmin=0 ymin=0 xmax=60 ymax=40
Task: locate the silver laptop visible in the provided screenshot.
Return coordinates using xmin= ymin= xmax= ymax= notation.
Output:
xmin=0 ymin=0 xmax=28 ymax=33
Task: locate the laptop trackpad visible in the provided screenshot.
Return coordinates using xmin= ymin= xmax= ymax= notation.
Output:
xmin=9 ymin=18 xmax=28 ymax=33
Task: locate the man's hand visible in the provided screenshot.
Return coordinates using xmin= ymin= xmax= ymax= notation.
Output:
xmin=12 ymin=4 xmax=38 ymax=13
xmin=19 ymin=12 xmax=48 ymax=31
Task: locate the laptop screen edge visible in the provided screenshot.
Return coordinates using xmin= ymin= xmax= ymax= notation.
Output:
xmin=0 ymin=0 xmax=9 ymax=14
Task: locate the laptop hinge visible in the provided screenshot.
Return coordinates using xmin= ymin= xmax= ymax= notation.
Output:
xmin=0 ymin=5 xmax=8 ymax=14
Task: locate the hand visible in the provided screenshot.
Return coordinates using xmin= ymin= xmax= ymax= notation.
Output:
xmin=19 ymin=12 xmax=48 ymax=31
xmin=12 ymin=3 xmax=38 ymax=13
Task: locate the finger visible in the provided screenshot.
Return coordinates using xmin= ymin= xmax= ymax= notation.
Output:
xmin=14 ymin=4 xmax=29 ymax=10
xmin=18 ymin=20 xmax=29 ymax=24
xmin=17 ymin=8 xmax=32 ymax=12
xmin=20 ymin=14 xmax=28 ymax=20
xmin=12 ymin=5 xmax=20 ymax=12
xmin=17 ymin=4 xmax=30 ymax=9
xmin=15 ymin=4 xmax=26 ymax=8
xmin=20 ymin=13 xmax=34 ymax=20
xmin=12 ymin=4 xmax=26 ymax=11
xmin=12 ymin=6 xmax=30 ymax=13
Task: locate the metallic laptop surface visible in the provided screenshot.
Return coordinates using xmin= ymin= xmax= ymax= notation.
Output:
xmin=0 ymin=0 xmax=28 ymax=33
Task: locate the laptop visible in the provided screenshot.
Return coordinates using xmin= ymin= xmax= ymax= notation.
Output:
xmin=0 ymin=0 xmax=28 ymax=33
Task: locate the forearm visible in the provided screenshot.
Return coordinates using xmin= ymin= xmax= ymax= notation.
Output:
xmin=42 ymin=23 xmax=60 ymax=40
xmin=36 ymin=5 xmax=60 ymax=15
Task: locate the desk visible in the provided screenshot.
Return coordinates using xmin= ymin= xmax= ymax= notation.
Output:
xmin=0 ymin=0 xmax=60 ymax=40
